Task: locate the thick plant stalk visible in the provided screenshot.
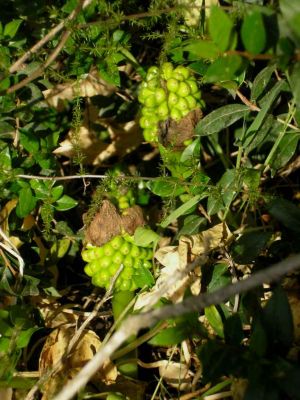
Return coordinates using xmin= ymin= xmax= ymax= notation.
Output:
xmin=112 ymin=290 xmax=138 ymax=378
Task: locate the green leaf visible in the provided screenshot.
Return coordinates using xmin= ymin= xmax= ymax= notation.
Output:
xmin=243 ymin=80 xmax=288 ymax=146
xmin=280 ymin=0 xmax=300 ymax=44
xmin=232 ymin=231 xmax=272 ymax=264
xmin=270 ymin=131 xmax=300 ymax=170
xmin=134 ymin=226 xmax=160 ymax=247
xmin=209 ymin=6 xmax=234 ymax=51
xmin=177 ymin=215 xmax=207 ymax=237
xmin=207 ymin=263 xmax=231 ymax=292
xmin=20 ymin=129 xmax=39 ymax=154
xmin=183 ymin=39 xmax=219 ymax=59
xmin=263 ymin=286 xmax=294 ymax=349
xmin=133 ymin=267 xmax=154 ymax=288
xmin=267 ymin=198 xmax=300 ymax=233
xmin=224 ymin=315 xmax=244 ymax=346
xmin=148 ymin=178 xmax=185 ymax=197
xmin=51 ymin=185 xmax=64 ymax=202
xmin=16 ymin=327 xmax=40 ymax=349
xmin=205 ymin=305 xmax=224 ymax=338
xmin=196 ymin=104 xmax=249 ymax=136
xmin=149 ymin=313 xmax=204 ymax=346
xmin=203 ymin=55 xmax=244 ymax=83
xmin=207 ymin=169 xmax=237 ymax=215
xmin=160 ymin=195 xmax=202 ymax=228
xmin=241 ymin=12 xmax=266 ymax=54
xmin=180 ymin=138 xmax=200 ymax=163
xmin=289 ymin=62 xmax=300 ymax=119
xmin=250 ymin=318 xmax=268 ymax=357
xmin=54 ymin=195 xmax=78 ymax=211
xmin=251 ymin=64 xmax=276 ymax=101
xmin=0 ymin=146 xmax=11 ymax=168
xmin=4 ymin=19 xmax=23 ymax=39
xmin=16 ymin=187 xmax=37 ymax=218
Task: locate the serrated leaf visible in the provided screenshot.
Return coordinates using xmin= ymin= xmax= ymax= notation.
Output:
xmin=4 ymin=19 xmax=22 ymax=39
xmin=209 ymin=6 xmax=234 ymax=51
xmin=241 ymin=12 xmax=266 ymax=54
xmin=16 ymin=187 xmax=37 ymax=218
xmin=195 ymin=104 xmax=249 ymax=136
xmin=134 ymin=226 xmax=159 ymax=247
xmin=251 ymin=64 xmax=276 ymax=101
xmin=54 ymin=195 xmax=77 ymax=211
xmin=203 ymin=55 xmax=244 ymax=83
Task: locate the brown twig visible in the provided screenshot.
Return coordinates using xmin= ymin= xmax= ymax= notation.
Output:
xmin=52 ymin=253 xmax=300 ymax=400
xmin=9 ymin=0 xmax=93 ymax=73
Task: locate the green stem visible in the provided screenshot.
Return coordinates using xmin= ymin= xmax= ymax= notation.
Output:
xmin=209 ymin=135 xmax=230 ymax=170
xmin=263 ymin=104 xmax=295 ymax=173
xmin=236 ymin=145 xmax=243 ymax=170
xmin=111 ymin=290 xmax=138 ymax=378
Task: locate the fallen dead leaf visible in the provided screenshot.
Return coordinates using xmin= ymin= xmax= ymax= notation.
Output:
xmin=134 ymin=223 xmax=231 ymax=309
xmin=43 ymin=69 xmax=116 ymax=111
xmin=158 ymin=360 xmax=193 ymax=391
xmin=39 ymin=327 xmax=117 ymax=399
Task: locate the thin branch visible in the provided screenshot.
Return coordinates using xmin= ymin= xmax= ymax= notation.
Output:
xmin=52 ymin=253 xmax=300 ymax=400
xmin=9 ymin=0 xmax=93 ymax=73
xmin=16 ymin=173 xmax=156 ymax=181
xmin=236 ymin=89 xmax=299 ymax=131
xmin=7 ymin=30 xmax=71 ymax=94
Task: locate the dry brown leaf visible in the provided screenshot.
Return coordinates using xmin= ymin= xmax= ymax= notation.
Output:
xmin=85 ymin=200 xmax=145 ymax=246
xmin=39 ymin=327 xmax=117 ymax=399
xmin=32 ymin=297 xmax=79 ymax=328
xmin=135 ymin=223 xmax=231 ymax=309
xmin=43 ymin=70 xmax=116 ymax=111
xmin=53 ymin=119 xmax=143 ymax=165
xmin=158 ymin=360 xmax=193 ymax=391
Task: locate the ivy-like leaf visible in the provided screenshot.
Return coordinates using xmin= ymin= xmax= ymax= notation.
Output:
xmin=203 ymin=55 xmax=244 ymax=83
xmin=196 ymin=104 xmax=249 ymax=136
xmin=3 ymin=19 xmax=23 ymax=39
xmin=16 ymin=187 xmax=37 ymax=218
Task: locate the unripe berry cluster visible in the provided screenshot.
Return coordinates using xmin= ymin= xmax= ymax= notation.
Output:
xmin=138 ymin=63 xmax=203 ymax=142
xmin=82 ymin=234 xmax=153 ymax=291
xmin=107 ymin=166 xmax=136 ymax=211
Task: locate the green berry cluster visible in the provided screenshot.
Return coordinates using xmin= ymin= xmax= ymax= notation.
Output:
xmin=107 ymin=166 xmax=136 ymax=211
xmin=82 ymin=234 xmax=152 ymax=291
xmin=138 ymin=62 xmax=203 ymax=142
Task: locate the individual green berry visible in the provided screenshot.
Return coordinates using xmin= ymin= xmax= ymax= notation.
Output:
xmin=140 ymin=116 xmax=157 ymax=130
xmin=185 ymin=95 xmax=197 ymax=109
xmin=177 ymin=97 xmax=189 ymax=112
xmin=141 ymin=106 xmax=155 ymax=117
xmin=120 ymin=242 xmax=131 ymax=256
xmin=166 ymin=78 xmax=179 ymax=93
xmin=109 ymin=263 xmax=119 ymax=276
xmin=146 ymin=66 xmax=159 ymax=81
xmin=168 ymin=92 xmax=178 ymax=108
xmin=143 ymin=128 xmax=158 ymax=142
xmin=112 ymin=251 xmax=124 ymax=265
xmin=123 ymin=255 xmax=133 ymax=268
xmin=92 ymin=270 xmax=110 ymax=287
xmin=178 ymin=81 xmax=191 ymax=97
xmin=154 ymin=88 xmax=167 ymax=104
xmin=170 ymin=107 xmax=182 ymax=121
xmin=174 ymin=65 xmax=190 ymax=80
xmin=186 ymin=79 xmax=199 ymax=95
xmin=144 ymin=95 xmax=157 ymax=108
xmin=81 ymin=249 xmax=94 ymax=262
xmin=139 ymin=247 xmax=148 ymax=259
xmin=147 ymin=78 xmax=159 ymax=89
xmin=84 ymin=264 xmax=94 ymax=277
xmin=172 ymin=72 xmax=185 ymax=81
xmin=138 ymin=87 xmax=154 ymax=103
xmin=157 ymin=101 xmax=169 ymax=119
xmin=130 ymin=245 xmax=140 ymax=258
xmin=146 ymin=248 xmax=153 ymax=260
xmin=161 ymin=62 xmax=174 ymax=80
xmin=99 ymin=256 xmax=112 ymax=269
xmin=110 ymin=235 xmax=125 ymax=250
xmin=122 ymin=266 xmax=133 ymax=279
xmin=103 ymin=243 xmax=114 ymax=257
